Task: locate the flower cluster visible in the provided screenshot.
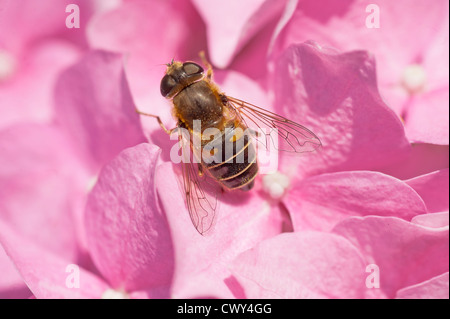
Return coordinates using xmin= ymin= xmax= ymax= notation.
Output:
xmin=0 ymin=0 xmax=448 ymax=299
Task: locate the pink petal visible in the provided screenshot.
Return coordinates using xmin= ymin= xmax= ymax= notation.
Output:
xmin=421 ymin=10 xmax=449 ymax=90
xmin=192 ymin=0 xmax=286 ymax=68
xmin=285 ymin=171 xmax=427 ymax=232
xmin=276 ymin=0 xmax=444 ymax=61
xmin=333 ymin=216 xmax=449 ymax=298
xmin=381 ymin=143 xmax=449 ymax=180
xmin=227 ymin=17 xmax=281 ymax=81
xmin=272 ymin=0 xmax=449 ymax=115
xmin=396 ymin=272 xmax=449 ymax=299
xmin=230 ymin=232 xmax=366 ymax=298
xmin=54 ymin=50 xmax=146 ymax=171
xmin=0 ymin=40 xmax=81 ymax=130
xmin=155 ymin=163 xmax=284 ymax=298
xmin=0 ymin=0 xmax=94 ymax=54
xmin=404 ymin=88 xmax=449 ymax=145
xmin=84 ymin=143 xmax=174 ymax=295
xmin=0 ymin=220 xmax=109 ymax=299
xmin=0 ymin=123 xmax=89 ymax=261
xmin=87 ymin=0 xmax=206 ymax=137
xmin=274 ymin=42 xmax=410 ymax=178
xmin=405 ymin=169 xmax=449 ymax=213
xmin=412 ymin=212 xmax=449 ymax=229
xmin=0 ymin=246 xmax=31 ymax=298
xmin=267 ymin=0 xmax=299 ymax=56
xmin=215 ymin=69 xmax=270 ymax=110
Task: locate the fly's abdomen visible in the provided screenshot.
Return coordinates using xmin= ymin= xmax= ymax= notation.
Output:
xmin=202 ymin=124 xmax=258 ymax=191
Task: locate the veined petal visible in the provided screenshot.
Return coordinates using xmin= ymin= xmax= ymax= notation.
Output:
xmin=84 ymin=144 xmax=174 ymax=295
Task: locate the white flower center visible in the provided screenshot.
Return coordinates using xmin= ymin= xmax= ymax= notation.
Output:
xmin=0 ymin=49 xmax=17 ymax=81
xmin=86 ymin=175 xmax=98 ymax=193
xmin=101 ymin=288 xmax=129 ymax=299
xmin=401 ymin=64 xmax=427 ymax=94
xmin=262 ymin=171 xmax=290 ymax=200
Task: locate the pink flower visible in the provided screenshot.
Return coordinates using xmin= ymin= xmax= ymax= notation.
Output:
xmin=230 ymin=231 xmax=367 ymax=298
xmin=0 ymin=50 xmax=145 ymax=297
xmin=0 ymin=220 xmax=109 ymax=299
xmin=230 ymin=214 xmax=448 ymax=299
xmin=0 ymin=144 xmax=169 ymax=298
xmin=271 ymin=0 xmax=449 ymax=145
xmin=0 ymin=0 xmax=101 ymax=297
xmin=155 ymin=163 xmax=283 ymax=298
xmin=0 ymin=245 xmax=29 ymax=298
xmin=86 ymin=0 xmax=208 ymax=137
xmin=1 ymin=0 xmax=448 ymax=299
xmin=190 ymin=0 xmax=287 ymax=72
xmin=274 ymin=42 xmax=411 ymax=177
xmin=228 ymin=41 xmax=449 ymax=298
xmin=1 ymin=141 xmax=282 ymax=298
xmin=334 ymin=215 xmax=449 ymax=298
xmin=270 ymin=42 xmax=447 ymax=227
xmin=0 ymin=0 xmax=101 ymax=130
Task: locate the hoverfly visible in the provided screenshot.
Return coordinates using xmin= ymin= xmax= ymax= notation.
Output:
xmin=137 ymin=53 xmax=321 ymax=235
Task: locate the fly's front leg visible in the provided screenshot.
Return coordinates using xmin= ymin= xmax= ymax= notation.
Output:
xmin=197 ymin=164 xmax=204 ymax=177
xmin=199 ymin=51 xmax=213 ymax=81
xmin=135 ymin=108 xmax=175 ymax=135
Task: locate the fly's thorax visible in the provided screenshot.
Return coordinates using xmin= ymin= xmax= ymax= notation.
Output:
xmin=173 ymin=81 xmax=224 ymax=130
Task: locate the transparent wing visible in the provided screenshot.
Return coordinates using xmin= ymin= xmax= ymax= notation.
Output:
xmin=226 ymin=96 xmax=322 ymax=154
xmin=178 ymin=128 xmax=220 ymax=235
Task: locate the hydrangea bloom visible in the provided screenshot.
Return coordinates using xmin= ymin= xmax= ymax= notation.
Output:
xmin=272 ymin=0 xmax=449 ymax=145
xmin=0 ymin=0 xmax=448 ymax=299
xmin=0 ymin=0 xmax=100 ymax=129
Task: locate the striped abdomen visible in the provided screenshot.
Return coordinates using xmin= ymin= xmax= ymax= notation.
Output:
xmin=202 ymin=123 xmax=258 ymax=191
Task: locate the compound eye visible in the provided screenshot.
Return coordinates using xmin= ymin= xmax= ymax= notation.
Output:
xmin=183 ymin=62 xmax=204 ymax=76
xmin=160 ymin=74 xmax=177 ymax=97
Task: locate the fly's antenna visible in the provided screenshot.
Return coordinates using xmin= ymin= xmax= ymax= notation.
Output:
xmin=166 ymin=57 xmax=175 ymax=67
xmin=155 ymin=57 xmax=174 ymax=69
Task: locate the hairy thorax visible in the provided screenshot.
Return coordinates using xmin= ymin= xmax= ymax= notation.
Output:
xmin=172 ymin=81 xmax=224 ymax=130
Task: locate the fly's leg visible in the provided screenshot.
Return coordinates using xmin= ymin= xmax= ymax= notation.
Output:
xmin=135 ymin=108 xmax=175 ymax=135
xmin=199 ymin=51 xmax=213 ymax=81
xmin=197 ymin=164 xmax=204 ymax=177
